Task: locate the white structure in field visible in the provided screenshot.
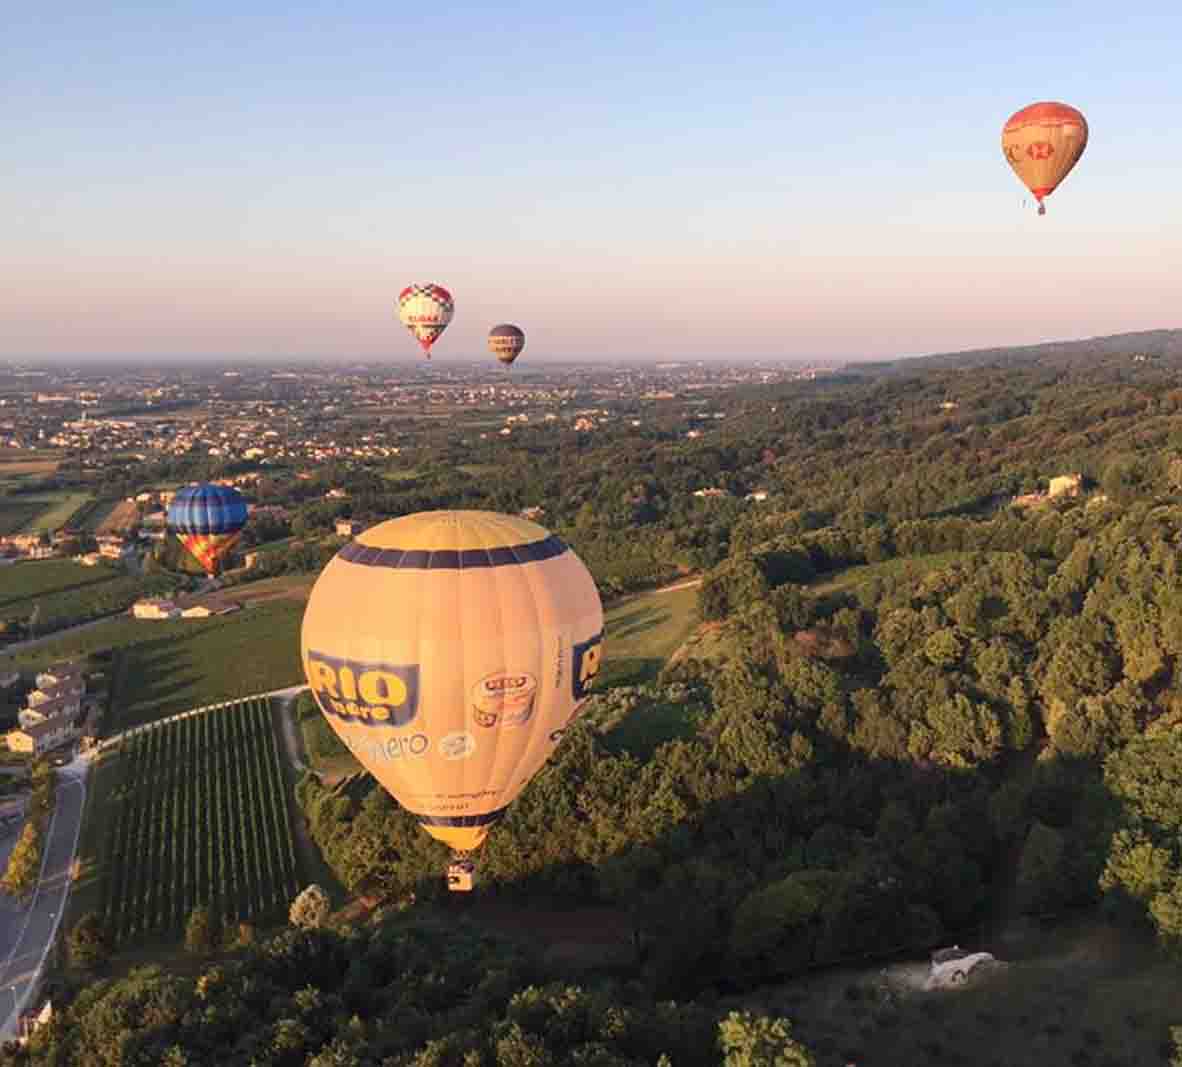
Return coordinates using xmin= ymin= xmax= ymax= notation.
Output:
xmin=924 ymin=946 xmax=996 ymax=990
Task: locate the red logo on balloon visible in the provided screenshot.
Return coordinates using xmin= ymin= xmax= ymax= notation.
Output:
xmin=1026 ymin=142 xmax=1054 ymax=160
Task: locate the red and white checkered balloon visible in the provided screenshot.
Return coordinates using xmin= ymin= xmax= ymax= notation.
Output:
xmin=397 ymin=283 xmax=454 ymax=357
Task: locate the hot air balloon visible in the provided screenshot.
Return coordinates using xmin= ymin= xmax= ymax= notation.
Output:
xmin=397 ymin=283 xmax=454 ymax=358
xmin=301 ymin=511 xmax=604 ymax=891
xmin=488 ymin=324 xmax=525 ymax=368
xmin=1001 ymin=102 xmax=1088 ymax=215
xmin=166 ymin=483 xmax=249 ymax=576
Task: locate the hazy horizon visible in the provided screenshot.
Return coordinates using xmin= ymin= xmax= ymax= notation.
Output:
xmin=5 ymin=2 xmax=1181 ymax=362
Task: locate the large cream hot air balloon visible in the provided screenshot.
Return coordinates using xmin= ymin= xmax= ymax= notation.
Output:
xmin=301 ymin=511 xmax=604 ymax=891
xmin=397 ymin=283 xmax=454 ymax=357
xmin=1001 ymin=102 xmax=1088 ymax=215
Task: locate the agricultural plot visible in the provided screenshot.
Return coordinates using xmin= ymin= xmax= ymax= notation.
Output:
xmin=0 ymin=560 xmax=169 ymax=633
xmin=0 ymin=452 xmax=59 ymax=486
xmin=0 ymin=501 xmax=48 ymax=536
xmin=107 ymin=600 xmax=305 ymax=730
xmin=100 ymin=696 xmax=300 ymax=943
xmin=0 ymin=600 xmax=305 ymax=728
xmin=9 ymin=492 xmax=93 ymax=533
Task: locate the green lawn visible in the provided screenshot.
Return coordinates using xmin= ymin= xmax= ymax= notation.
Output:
xmin=600 ymin=583 xmax=701 ymax=688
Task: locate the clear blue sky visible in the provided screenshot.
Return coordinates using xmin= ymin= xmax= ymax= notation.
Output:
xmin=3 ymin=1 xmax=1181 ymax=361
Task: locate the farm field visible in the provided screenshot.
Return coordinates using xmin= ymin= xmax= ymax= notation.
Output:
xmin=17 ymin=491 xmax=92 ymax=533
xmin=0 ymin=599 xmax=305 ymax=728
xmin=0 ymin=453 xmax=59 ymax=485
xmin=0 ymin=559 xmax=170 ymax=633
xmin=99 ymin=696 xmax=300 ymax=943
xmin=108 ymin=601 xmax=305 ymax=730
xmin=0 ymin=501 xmax=48 ymax=536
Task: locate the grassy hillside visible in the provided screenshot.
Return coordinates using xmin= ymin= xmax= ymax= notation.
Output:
xmin=599 ymin=582 xmax=701 ymax=688
xmin=0 ymin=599 xmax=304 ymax=731
xmin=107 ymin=601 xmax=305 ymax=730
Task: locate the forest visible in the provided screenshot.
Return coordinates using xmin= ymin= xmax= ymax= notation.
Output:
xmin=9 ymin=333 xmax=1182 ymax=1065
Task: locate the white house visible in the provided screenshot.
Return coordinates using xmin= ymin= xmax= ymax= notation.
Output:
xmin=132 ymin=598 xmax=180 ymax=620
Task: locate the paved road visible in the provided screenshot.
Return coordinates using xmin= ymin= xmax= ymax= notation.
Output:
xmin=0 ymin=759 xmax=86 ymax=1042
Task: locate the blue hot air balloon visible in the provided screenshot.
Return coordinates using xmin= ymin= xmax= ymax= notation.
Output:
xmin=166 ymin=483 xmax=249 ymax=575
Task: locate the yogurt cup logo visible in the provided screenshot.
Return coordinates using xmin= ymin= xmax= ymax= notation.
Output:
xmin=440 ymin=731 xmax=476 ymax=760
xmin=471 ymin=671 xmax=537 ymax=728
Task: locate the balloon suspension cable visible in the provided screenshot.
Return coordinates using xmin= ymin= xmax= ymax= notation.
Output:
xmin=1038 ymin=201 xmax=1046 ymax=217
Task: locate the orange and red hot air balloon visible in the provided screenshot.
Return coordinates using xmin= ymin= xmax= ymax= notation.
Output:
xmin=1001 ymin=102 xmax=1088 ymax=215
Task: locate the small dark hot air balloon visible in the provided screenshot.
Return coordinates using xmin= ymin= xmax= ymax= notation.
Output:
xmin=488 ymin=323 xmax=525 ymax=367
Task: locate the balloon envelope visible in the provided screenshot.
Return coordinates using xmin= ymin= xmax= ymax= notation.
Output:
xmin=1001 ymin=101 xmax=1088 ymax=213
xmin=301 ymin=511 xmax=604 ymax=852
xmin=398 ymin=283 xmax=454 ymax=357
xmin=488 ymin=323 xmax=525 ymax=366
xmin=166 ymin=483 xmax=248 ymax=575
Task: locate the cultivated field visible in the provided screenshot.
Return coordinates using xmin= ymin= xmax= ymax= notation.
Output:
xmin=17 ymin=491 xmax=93 ymax=533
xmin=0 ymin=599 xmax=305 ymax=728
xmin=100 ymin=696 xmax=300 ymax=943
xmin=0 ymin=451 xmax=59 ymax=486
xmin=0 ymin=560 xmax=170 ymax=633
xmin=107 ymin=600 xmax=305 ymax=730
xmin=0 ymin=502 xmax=48 ymax=536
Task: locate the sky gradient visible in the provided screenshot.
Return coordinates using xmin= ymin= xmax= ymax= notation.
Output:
xmin=3 ymin=1 xmax=1181 ymax=362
